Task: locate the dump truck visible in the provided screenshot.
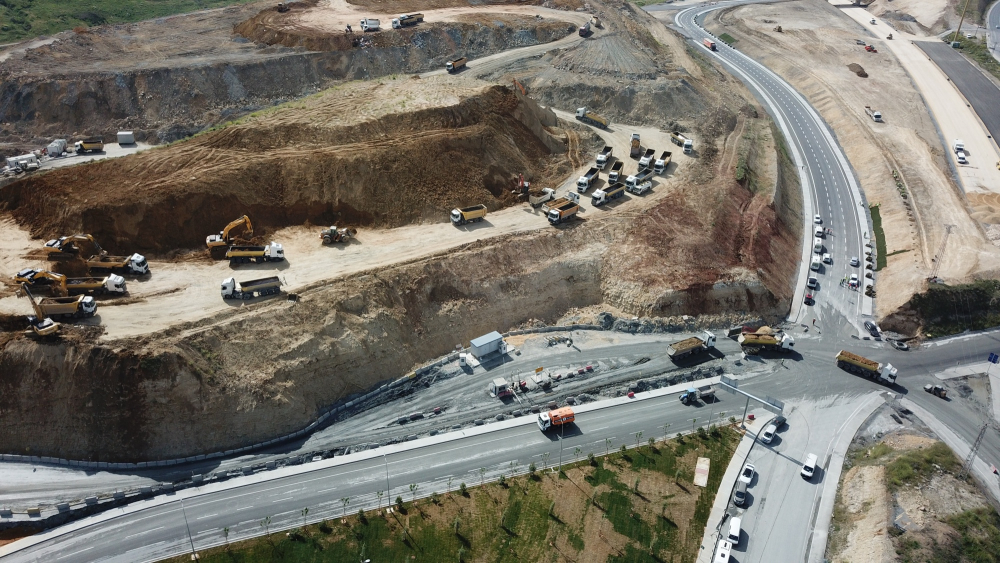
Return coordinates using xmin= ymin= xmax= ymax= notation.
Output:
xmin=864 ymin=106 xmax=882 ymax=122
xmin=625 ymin=168 xmax=654 ymax=191
xmin=225 ymin=243 xmax=285 ymax=265
xmin=680 ymin=385 xmax=716 ymax=405
xmin=541 ymin=192 xmax=579 ymax=213
xmin=451 ymin=204 xmax=488 ymax=225
xmin=591 ymin=15 xmax=601 ymax=28
xmin=627 ymin=180 xmax=651 ymax=195
xmin=446 ymin=57 xmax=467 ymax=72
xmin=608 ymin=161 xmax=625 ymax=183
xmin=670 ymin=132 xmax=693 ymax=154
xmin=15 ymin=269 xmax=125 ymax=297
xmin=85 ymin=253 xmax=149 ymax=275
xmin=320 ymin=226 xmax=356 ymax=244
xmin=43 ymin=234 xmax=104 ymax=260
xmin=391 ymin=13 xmax=423 ymax=28
xmin=595 ymin=146 xmax=613 ymax=169
xmin=537 ymin=406 xmax=575 ymax=431
xmin=923 ymin=384 xmax=947 ymax=398
xmin=548 ymin=201 xmax=580 ymax=225
xmin=576 ymin=167 xmax=600 ymax=192
xmin=490 ymin=378 xmax=513 ymax=398
xmin=359 ymin=18 xmax=380 ymax=32
xmin=575 ymin=107 xmax=609 ymax=129
xmin=221 ymin=276 xmax=282 ymax=300
xmin=592 ymin=182 xmax=626 ymax=206
xmin=579 ymin=21 xmax=591 ymax=36
xmin=835 ymin=350 xmax=897 ymax=384
xmin=638 ymin=148 xmax=656 ymax=169
xmin=207 ymin=215 xmax=254 ymax=253
xmin=703 ymin=38 xmax=717 ymax=50
xmin=653 ymin=151 xmax=672 ymax=174
xmin=20 ymin=285 xmax=59 ymax=337
xmin=37 ymin=294 xmax=97 ymax=319
xmin=66 ymin=275 xmax=127 ymax=296
xmin=630 ymin=133 xmax=641 ymax=158
xmin=528 ymin=187 xmax=556 ymax=208
xmin=74 ymin=137 xmax=104 ymax=154
xmin=738 ymin=331 xmax=794 ymax=354
xmin=667 ymin=330 xmax=717 ymax=360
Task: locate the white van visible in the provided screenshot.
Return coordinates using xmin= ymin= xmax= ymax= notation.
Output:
xmin=728 ymin=516 xmax=742 ymax=545
xmin=713 ymin=539 xmax=732 ymax=563
xmin=813 ymin=237 xmax=823 ymax=253
xmin=814 ymin=226 xmax=824 ymax=238
xmin=957 ymin=151 xmax=968 ymax=165
xmin=761 ymin=423 xmax=777 ymax=444
xmin=801 ymin=453 xmax=818 ymax=479
xmin=810 ymin=256 xmax=821 ymax=271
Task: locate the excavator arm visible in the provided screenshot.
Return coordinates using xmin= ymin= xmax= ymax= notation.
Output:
xmin=43 ymin=234 xmax=103 ymax=258
xmin=207 ymin=215 xmax=253 ymax=249
xmin=19 ymin=283 xmax=59 ymax=336
xmin=14 ymin=269 xmax=68 ymax=296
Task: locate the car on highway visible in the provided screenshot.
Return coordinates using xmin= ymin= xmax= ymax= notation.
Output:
xmin=849 ymin=273 xmax=859 ymax=287
xmin=823 ymin=252 xmax=832 ymax=264
xmin=850 ymin=256 xmax=860 ymax=267
xmin=864 ymin=320 xmax=879 ymax=337
xmin=761 ymin=423 xmax=778 ymax=444
xmin=807 ymin=276 xmax=818 ymax=289
xmin=739 ymin=462 xmax=755 ymax=485
xmin=814 ymin=214 xmax=822 ymax=224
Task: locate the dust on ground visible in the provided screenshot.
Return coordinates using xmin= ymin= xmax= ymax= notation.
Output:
xmin=866 ymin=0 xmax=955 ymax=35
xmin=705 ymin=0 xmax=1000 ymax=319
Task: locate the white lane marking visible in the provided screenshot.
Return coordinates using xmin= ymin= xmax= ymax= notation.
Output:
xmin=124 ymin=525 xmax=164 ymax=539
xmin=272 ymin=497 xmax=294 ymax=503
xmin=195 ymin=513 xmax=218 ymax=520
xmin=58 ymin=546 xmax=93 ymax=559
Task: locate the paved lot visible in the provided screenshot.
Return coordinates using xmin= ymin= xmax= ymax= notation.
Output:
xmin=919 ymin=41 xmax=1000 ymax=150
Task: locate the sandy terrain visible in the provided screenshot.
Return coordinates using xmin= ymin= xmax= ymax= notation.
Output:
xmin=866 ymin=0 xmax=952 ymax=34
xmin=833 ymin=465 xmax=892 ymax=563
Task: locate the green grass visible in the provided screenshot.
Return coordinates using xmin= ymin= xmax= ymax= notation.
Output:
xmin=908 ymin=279 xmax=1000 ymax=337
xmin=885 ymin=442 xmax=960 ymax=491
xmin=947 ymin=508 xmax=1000 ymax=562
xmin=0 ymin=0 xmax=257 ymax=44
xmin=869 ymin=204 xmax=887 ymax=271
xmin=718 ymin=33 xmax=737 ymax=46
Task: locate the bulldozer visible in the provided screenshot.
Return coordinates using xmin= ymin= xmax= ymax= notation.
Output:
xmin=207 ymin=215 xmax=254 ymax=256
xmin=19 ymin=284 xmax=60 ymax=337
xmin=42 ymin=234 xmax=103 ymax=261
xmin=320 ymin=226 xmax=356 ymax=244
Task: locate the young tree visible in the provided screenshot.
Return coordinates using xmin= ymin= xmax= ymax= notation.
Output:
xmin=605 ymin=438 xmax=613 ymax=456
xmin=574 ymin=446 xmax=582 ymax=462
xmin=376 ymin=490 xmax=384 ymax=511
xmin=479 ymin=467 xmax=487 ymax=486
xmin=635 ymin=431 xmax=643 ymax=449
xmin=410 ymin=483 xmax=419 ymax=503
xmin=223 ymin=526 xmax=230 ymax=550
xmin=341 ymin=497 xmax=351 ymax=516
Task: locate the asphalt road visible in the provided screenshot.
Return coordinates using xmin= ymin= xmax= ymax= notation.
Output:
xmin=918 ymin=41 xmax=1000 ymax=152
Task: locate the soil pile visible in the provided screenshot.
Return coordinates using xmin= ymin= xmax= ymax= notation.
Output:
xmin=0 ymin=80 xmax=569 ymax=255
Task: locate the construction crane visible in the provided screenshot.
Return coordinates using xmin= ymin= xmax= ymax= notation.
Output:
xmin=19 ymin=284 xmax=60 ymax=337
xmin=13 ymin=269 xmax=69 ymax=296
xmin=206 ymin=215 xmax=254 ymax=254
xmin=42 ymin=234 xmax=104 ymax=261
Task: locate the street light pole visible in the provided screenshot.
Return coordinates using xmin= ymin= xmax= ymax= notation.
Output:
xmin=180 ymin=498 xmax=198 ymax=560
xmin=383 ymin=454 xmax=390 ymax=504
xmin=558 ymin=422 xmax=564 ymax=472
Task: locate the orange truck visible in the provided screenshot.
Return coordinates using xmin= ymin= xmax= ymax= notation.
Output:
xmin=703 ymin=38 xmax=716 ymax=50
xmin=537 ymin=407 xmax=575 ymax=431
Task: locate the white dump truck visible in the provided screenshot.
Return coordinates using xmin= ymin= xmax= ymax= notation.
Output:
xmin=221 ymin=276 xmax=282 ymax=300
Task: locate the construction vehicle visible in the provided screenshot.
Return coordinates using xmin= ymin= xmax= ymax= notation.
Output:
xmin=592 ymin=182 xmax=626 ymax=206
xmin=923 ymin=384 xmax=947 ymax=398
xmin=548 ymin=201 xmax=580 ymax=225
xmin=320 ymin=226 xmax=356 ymax=244
xmin=835 ymin=350 xmax=897 ymax=384
xmin=638 ymin=148 xmax=656 ymax=169
xmin=591 ymin=15 xmax=601 ymax=28
xmin=625 ymin=168 xmax=654 ymax=191
xmin=65 ymin=275 xmax=127 ymax=295
xmin=528 ymin=187 xmax=556 ymax=208
xmin=18 ymin=270 xmax=126 ymax=296
xmin=667 ymin=330 xmax=716 ymax=360
xmin=627 ymin=180 xmax=651 ymax=195
xmin=541 ymin=192 xmax=579 ymax=214
xmin=206 ymin=215 xmax=254 ymax=253
xmin=14 ymin=269 xmax=67 ymax=294
xmin=576 ymin=167 xmax=600 ymax=192
xmin=451 ymin=204 xmax=488 ymax=225
xmin=670 ymin=132 xmax=694 ymax=154
xmin=865 ymin=44 xmax=877 ymax=53
xmin=74 ymin=137 xmax=104 ymax=154
xmin=391 ymin=13 xmax=423 ymax=28
xmin=579 ymin=21 xmax=591 ymax=36
xmin=36 ymin=291 xmax=97 ymax=319
xmin=575 ymin=107 xmax=609 ymax=129
xmin=43 ymin=234 xmax=103 ymax=260
xmin=446 ymin=57 xmax=467 ymax=72
xmin=359 ymin=18 xmax=380 ymax=32
xmin=20 ymin=285 xmax=60 ymax=337
xmin=886 ymin=33 xmax=892 ymax=40
xmin=221 ymin=276 xmax=282 ymax=300
xmin=85 ymin=253 xmax=149 ymax=275
xmin=653 ymin=151 xmax=672 ymax=174
xmin=608 ymin=161 xmax=624 ymax=183
xmin=630 ymin=133 xmax=641 ymax=158
xmin=680 ymin=385 xmax=716 ymax=405
xmin=225 ymin=243 xmax=285 ymax=265
xmin=595 ymin=146 xmax=613 ymax=169
xmin=738 ymin=327 xmax=794 ymax=354
xmin=864 ymin=106 xmax=882 ymax=122
xmin=703 ymin=38 xmax=717 ymax=50
xmin=537 ymin=406 xmax=574 ymax=431
xmin=490 ymin=378 xmax=513 ymax=398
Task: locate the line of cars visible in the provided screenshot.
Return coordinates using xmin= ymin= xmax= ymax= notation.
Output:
xmin=804 ymin=214 xmax=862 ymax=306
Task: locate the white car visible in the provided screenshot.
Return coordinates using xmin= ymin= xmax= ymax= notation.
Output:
xmin=761 ymin=424 xmax=778 ymax=444
xmin=850 ymin=273 xmax=859 ymax=287
xmin=850 ymin=256 xmax=860 ymax=267
xmin=739 ymin=462 xmax=755 ymax=485
xmin=814 ymin=214 xmax=822 ymax=224
xmin=807 ymin=276 xmax=818 ymax=289
xmin=822 ymin=253 xmax=832 ymax=264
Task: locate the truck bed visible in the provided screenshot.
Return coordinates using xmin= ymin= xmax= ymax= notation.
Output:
xmin=668 ymin=337 xmax=704 ymax=355
xmin=835 ymin=350 xmax=879 ymax=371
xmin=240 ymin=276 xmax=281 ymax=289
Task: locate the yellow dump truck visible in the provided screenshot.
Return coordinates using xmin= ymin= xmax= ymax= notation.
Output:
xmin=37 ymin=294 xmax=97 ymax=319
xmin=451 ymin=204 xmax=487 ymax=225
xmin=835 ymin=350 xmax=897 ymax=384
xmin=575 ymin=107 xmax=609 ymax=129
xmin=86 ymin=254 xmax=149 ymax=276
xmin=74 ymin=137 xmax=104 ymax=154
xmin=738 ymin=331 xmax=794 ymax=354
xmin=667 ymin=330 xmax=716 ymax=361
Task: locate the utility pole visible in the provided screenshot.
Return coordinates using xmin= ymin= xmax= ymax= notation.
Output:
xmin=180 ymin=498 xmax=199 ymax=560
xmin=953 ymin=0 xmax=974 ymax=44
xmin=383 ymin=454 xmax=391 ymax=505
xmin=960 ymin=421 xmax=990 ymax=480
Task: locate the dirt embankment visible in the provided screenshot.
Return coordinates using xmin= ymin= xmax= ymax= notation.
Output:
xmin=0 ymin=83 xmax=568 ymax=255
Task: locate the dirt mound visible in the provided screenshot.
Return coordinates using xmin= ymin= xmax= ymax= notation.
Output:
xmin=847 ymin=63 xmax=868 ymax=78
xmin=0 ymin=81 xmax=570 ymax=255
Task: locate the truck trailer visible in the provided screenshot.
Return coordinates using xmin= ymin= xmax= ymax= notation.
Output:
xmin=595 ymin=146 xmax=613 ymax=169
xmin=38 ymin=294 xmax=97 ymax=319
xmin=392 ymin=13 xmax=423 ymax=28
xmin=864 ymin=106 xmax=882 ymax=122
xmin=630 ymin=133 xmax=641 ymax=158
xmin=667 ymin=330 xmax=717 ymax=360
xmin=670 ymin=132 xmax=693 ymax=154
xmin=653 ymin=151 xmax=672 ymax=174
xmin=703 ymin=38 xmax=717 ymax=50
xmin=548 ymin=201 xmax=580 ymax=225
xmin=528 ymin=187 xmax=556 ymax=208
xmin=221 ymin=276 xmax=282 ymax=300
xmin=576 ymin=167 xmax=599 ymax=192
xmin=638 ymin=148 xmax=656 ymax=169
xmin=835 ymin=350 xmax=897 ymax=384
xmin=575 ymin=107 xmax=609 ymax=129
xmin=226 ymin=243 xmax=285 ymax=265
xmin=625 ymin=169 xmax=654 ymax=191
xmin=451 ymin=204 xmax=488 ymax=225
xmin=541 ymin=192 xmax=579 ymax=214
xmin=738 ymin=331 xmax=794 ymax=354
xmin=85 ymin=253 xmax=149 ymax=276
xmin=74 ymin=137 xmax=104 ymax=154
xmin=592 ymin=182 xmax=626 ymax=206
xmin=359 ymin=18 xmax=380 ymax=31
xmin=608 ymin=161 xmax=624 ymax=183
xmin=537 ymin=407 xmax=575 ymax=431
xmin=446 ymin=57 xmax=467 ymax=72
xmin=66 ymin=275 xmax=127 ymax=295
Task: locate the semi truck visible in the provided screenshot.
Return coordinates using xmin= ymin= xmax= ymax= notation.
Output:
xmin=670 ymin=132 xmax=693 ymax=154
xmin=578 ymin=21 xmax=591 ymax=36
xmin=576 ymin=167 xmax=599 ymax=192
xmin=608 ymin=161 xmax=624 ymax=183
xmin=596 ymin=146 xmax=613 ymax=169
xmin=38 ymin=294 xmax=97 ymax=319
xmin=225 ymin=243 xmax=285 ymax=265
xmin=626 ymin=179 xmax=651 ymax=195
xmin=592 ymin=182 xmax=626 ymax=206
xmin=653 ymin=151 xmax=672 ymax=174
xmin=537 ymin=406 xmax=575 ymax=431
xmin=738 ymin=331 xmax=795 ymax=354
xmin=528 ymin=187 xmax=556 ymax=207
xmin=548 ymin=201 xmax=580 ymax=225
xmin=638 ymin=148 xmax=656 ymax=169
xmin=86 ymin=253 xmax=149 ymax=275
xmin=320 ymin=226 xmax=356 ymax=244
xmin=864 ymin=106 xmax=882 ymax=122
xmin=703 ymin=38 xmax=717 ymax=50
xmin=667 ymin=330 xmax=717 ymax=360
xmin=74 ymin=137 xmax=104 ymax=154
xmin=541 ymin=192 xmax=579 ymax=213
xmin=451 ymin=204 xmax=488 ymax=225
xmin=15 ymin=269 xmax=125 ymax=296
xmin=446 ymin=57 xmax=467 ymax=72
xmin=834 ymin=350 xmax=897 ymax=384
xmin=625 ymin=168 xmax=654 ymax=191
xmin=680 ymin=385 xmax=716 ymax=405
xmin=221 ymin=276 xmax=282 ymax=300
xmin=359 ymin=18 xmax=380 ymax=31
xmin=391 ymin=13 xmax=423 ymax=28
xmin=575 ymin=107 xmax=609 ymax=129
xmin=630 ymin=133 xmax=641 ymax=158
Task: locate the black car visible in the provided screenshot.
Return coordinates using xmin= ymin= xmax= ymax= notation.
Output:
xmin=771 ymin=415 xmax=787 ymax=429
xmin=864 ymin=320 xmax=879 ymax=337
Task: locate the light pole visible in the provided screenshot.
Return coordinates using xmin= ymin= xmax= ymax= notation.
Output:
xmin=180 ymin=498 xmax=198 ymax=560
xmin=558 ymin=421 xmax=565 ymax=472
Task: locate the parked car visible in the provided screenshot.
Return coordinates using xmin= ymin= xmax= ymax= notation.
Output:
xmin=864 ymin=320 xmax=879 ymax=337
xmin=814 ymin=214 xmax=822 ymax=224
xmin=761 ymin=424 xmax=778 ymax=444
xmin=739 ymin=462 xmax=755 ymax=485
xmin=850 ymin=256 xmax=860 ymax=267
xmin=807 ymin=276 xmax=818 ymax=289
xmin=822 ymin=253 xmax=832 ymax=264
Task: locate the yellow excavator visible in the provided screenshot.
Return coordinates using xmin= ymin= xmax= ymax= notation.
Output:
xmin=19 ymin=284 xmax=60 ymax=337
xmin=207 ymin=215 xmax=254 ymax=256
xmin=42 ymin=234 xmax=104 ymax=261
xmin=14 ymin=268 xmax=69 ymax=296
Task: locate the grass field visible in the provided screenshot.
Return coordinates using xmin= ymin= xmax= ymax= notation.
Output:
xmin=165 ymin=427 xmax=741 ymax=563
xmin=0 ymin=0 xmax=256 ymax=44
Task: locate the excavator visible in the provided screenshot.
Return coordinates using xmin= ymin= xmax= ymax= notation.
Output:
xmin=13 ymin=268 xmax=127 ymax=296
xmin=19 ymin=284 xmax=60 ymax=337
xmin=207 ymin=215 xmax=254 ymax=256
xmin=14 ymin=268 xmax=69 ymax=296
xmin=42 ymin=234 xmax=104 ymax=261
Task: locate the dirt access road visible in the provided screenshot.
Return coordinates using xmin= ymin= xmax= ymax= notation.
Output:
xmin=0 ymin=115 xmax=683 ymax=340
